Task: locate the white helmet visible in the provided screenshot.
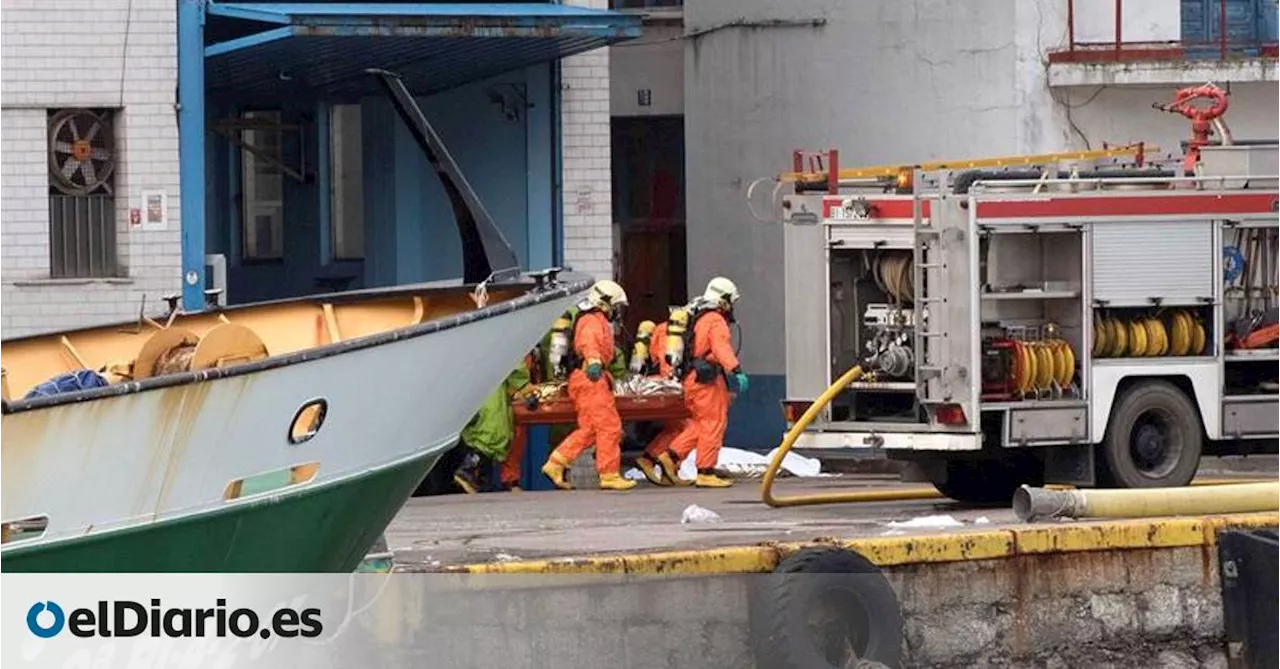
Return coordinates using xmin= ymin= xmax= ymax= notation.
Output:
xmin=587 ymin=279 xmax=629 ymax=314
xmin=702 ymin=277 xmax=740 ymax=310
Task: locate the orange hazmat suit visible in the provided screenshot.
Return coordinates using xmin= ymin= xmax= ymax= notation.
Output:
xmin=668 ymin=309 xmax=740 ymax=471
xmin=549 ymin=310 xmax=624 ymax=475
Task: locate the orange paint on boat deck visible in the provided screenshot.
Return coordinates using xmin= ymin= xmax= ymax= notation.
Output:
xmin=0 ymin=286 xmax=526 ymax=400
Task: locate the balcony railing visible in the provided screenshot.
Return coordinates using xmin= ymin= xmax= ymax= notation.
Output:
xmin=1048 ymin=0 xmax=1279 ymax=64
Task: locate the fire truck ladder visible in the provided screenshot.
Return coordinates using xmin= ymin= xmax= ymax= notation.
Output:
xmin=910 ymin=170 xmax=953 ymax=409
xmin=780 ymin=143 xmax=1154 ymax=191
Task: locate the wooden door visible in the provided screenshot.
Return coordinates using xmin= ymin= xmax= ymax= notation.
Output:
xmin=621 ymin=229 xmax=672 ymax=336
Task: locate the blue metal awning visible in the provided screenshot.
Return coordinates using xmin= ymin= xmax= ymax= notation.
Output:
xmin=204 ymin=2 xmax=642 ymax=100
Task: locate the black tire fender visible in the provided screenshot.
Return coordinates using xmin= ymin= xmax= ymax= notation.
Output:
xmin=749 ymin=547 xmax=903 ymax=669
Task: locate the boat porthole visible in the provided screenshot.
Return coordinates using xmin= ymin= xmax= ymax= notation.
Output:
xmin=288 ymin=399 xmax=328 ymax=444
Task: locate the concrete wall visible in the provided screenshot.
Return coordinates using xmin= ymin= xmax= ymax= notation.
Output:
xmin=611 ymin=24 xmax=686 ymax=117
xmin=562 ymin=0 xmax=618 ymax=281
xmin=1047 ymin=82 xmax=1279 ymax=152
xmin=891 ymin=546 xmax=1226 ymax=667
xmin=356 ymin=545 xmax=1235 ymax=668
xmin=682 ymin=0 xmax=1280 ymax=446
xmin=0 ymin=0 xmax=181 ymax=338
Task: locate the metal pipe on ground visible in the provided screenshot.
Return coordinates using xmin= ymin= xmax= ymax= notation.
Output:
xmin=1014 ymin=481 xmax=1280 ymax=521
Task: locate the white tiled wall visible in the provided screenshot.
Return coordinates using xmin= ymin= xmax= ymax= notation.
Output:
xmin=559 ymin=0 xmax=616 ymax=282
xmin=1 ymin=0 xmax=182 ymax=338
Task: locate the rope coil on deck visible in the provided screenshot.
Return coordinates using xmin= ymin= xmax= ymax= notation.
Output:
xmin=153 ymin=344 xmax=198 ymax=376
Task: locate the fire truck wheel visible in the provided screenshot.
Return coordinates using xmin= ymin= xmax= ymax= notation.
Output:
xmin=1100 ymin=380 xmax=1202 ymax=488
xmin=932 ymin=458 xmax=1042 ymax=507
xmin=749 ymin=547 xmax=903 ymax=669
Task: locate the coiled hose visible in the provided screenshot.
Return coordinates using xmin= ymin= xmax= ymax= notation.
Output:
xmin=874 ymin=253 xmax=914 ymax=304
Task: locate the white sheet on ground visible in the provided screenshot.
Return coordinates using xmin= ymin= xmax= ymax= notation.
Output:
xmin=624 ymin=446 xmax=826 ymax=481
xmin=884 ymin=514 xmax=965 ymax=529
xmin=679 ymin=447 xmax=824 ymax=480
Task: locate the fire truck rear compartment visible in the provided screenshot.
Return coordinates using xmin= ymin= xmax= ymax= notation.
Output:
xmin=827 ymin=229 xmax=1091 ymax=436
xmin=828 ymin=248 xmax=920 ymax=424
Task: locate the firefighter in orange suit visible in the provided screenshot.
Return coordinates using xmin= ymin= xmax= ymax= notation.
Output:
xmin=634 ymin=317 xmax=693 ymax=486
xmin=665 ymin=277 xmax=746 ymax=488
xmin=540 ymin=280 xmax=638 ymax=491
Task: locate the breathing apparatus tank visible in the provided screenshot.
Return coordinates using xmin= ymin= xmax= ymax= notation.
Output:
xmin=665 ymin=306 xmax=689 ymax=377
xmin=548 ymin=316 xmax=572 ymax=378
xmin=630 ymin=320 xmax=656 ymax=375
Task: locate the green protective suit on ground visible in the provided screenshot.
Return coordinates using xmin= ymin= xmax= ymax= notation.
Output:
xmin=540 ymin=303 xmax=627 ymax=445
xmin=459 ymin=363 xmax=532 ymax=461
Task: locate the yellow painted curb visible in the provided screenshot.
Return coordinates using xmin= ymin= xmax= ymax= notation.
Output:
xmin=448 ymin=545 xmax=781 ymax=575
xmin=441 ymin=512 xmax=1279 ymax=575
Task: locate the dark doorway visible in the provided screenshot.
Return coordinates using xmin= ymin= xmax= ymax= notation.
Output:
xmin=612 ymin=114 xmax=687 ymax=335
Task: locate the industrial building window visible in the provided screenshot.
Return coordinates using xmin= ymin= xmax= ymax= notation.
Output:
xmin=329 ymin=104 xmax=365 ymax=260
xmin=240 ymin=109 xmax=285 ymax=261
xmin=47 ymin=108 xmax=120 ymax=279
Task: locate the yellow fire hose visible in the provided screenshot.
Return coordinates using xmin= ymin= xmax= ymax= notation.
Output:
xmin=761 ymin=364 xmax=1276 ymax=509
xmin=763 ymin=365 xmax=898 ymax=508
xmin=1014 ymin=481 xmax=1280 ymax=521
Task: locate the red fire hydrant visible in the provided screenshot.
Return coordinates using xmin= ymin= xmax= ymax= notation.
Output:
xmin=1154 ymin=84 xmax=1230 ymax=175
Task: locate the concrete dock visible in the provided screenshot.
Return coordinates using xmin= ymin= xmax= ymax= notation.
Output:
xmin=385 ymin=456 xmax=1276 ymax=569
xmin=376 ymin=457 xmax=1277 ymax=668
xmin=387 ymin=475 xmax=1012 ymax=568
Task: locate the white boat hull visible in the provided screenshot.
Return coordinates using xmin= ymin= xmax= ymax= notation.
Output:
xmin=1 ymin=281 xmax=584 ymax=570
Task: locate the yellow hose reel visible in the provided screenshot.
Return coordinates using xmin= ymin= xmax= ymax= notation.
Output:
xmin=1092 ymin=309 xmax=1205 ymax=358
xmin=1010 ymin=338 xmax=1075 ymax=397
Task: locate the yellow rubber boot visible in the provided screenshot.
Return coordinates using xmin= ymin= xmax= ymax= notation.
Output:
xmin=598 ymin=473 xmax=637 ymax=491
xmin=634 ymin=456 xmax=670 ymax=486
xmin=452 ymin=474 xmax=479 ymax=495
xmin=658 ymin=452 xmax=693 ymax=486
xmin=540 ymin=453 xmax=573 ymax=490
xmin=695 ymin=471 xmax=733 ymax=488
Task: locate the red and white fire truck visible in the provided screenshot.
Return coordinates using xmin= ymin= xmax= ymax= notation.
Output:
xmin=772 ymin=86 xmax=1278 ymax=503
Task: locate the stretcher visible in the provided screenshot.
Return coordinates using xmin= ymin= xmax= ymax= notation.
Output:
xmin=512 ymin=392 xmax=689 ymax=425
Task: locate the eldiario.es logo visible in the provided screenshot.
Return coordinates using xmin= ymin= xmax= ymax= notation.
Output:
xmin=27 ymin=599 xmax=322 ymax=639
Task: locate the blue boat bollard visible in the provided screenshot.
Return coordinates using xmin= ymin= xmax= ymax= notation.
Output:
xmin=520 ymin=425 xmax=556 ymax=491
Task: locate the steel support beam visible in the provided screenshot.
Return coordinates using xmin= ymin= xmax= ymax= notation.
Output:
xmin=178 ymin=0 xmax=208 ymax=311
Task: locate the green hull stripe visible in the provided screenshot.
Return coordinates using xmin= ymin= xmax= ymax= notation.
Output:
xmin=1 ymin=453 xmax=438 ymax=573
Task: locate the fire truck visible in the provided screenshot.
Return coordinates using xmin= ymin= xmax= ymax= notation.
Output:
xmin=771 ymin=86 xmax=1278 ymax=503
